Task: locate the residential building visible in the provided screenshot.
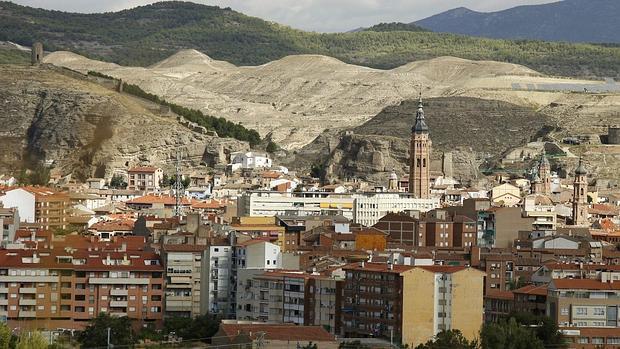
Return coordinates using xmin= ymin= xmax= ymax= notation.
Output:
xmin=239 ymin=191 xmax=438 ymax=226
xmin=229 ymin=152 xmax=272 ymax=172
xmin=354 ymin=192 xmax=439 ymax=227
xmin=547 ymin=279 xmax=620 ymax=328
xmin=127 ymin=167 xmax=163 ymax=192
xmin=161 ymin=244 xmax=208 ymax=318
xmin=0 ymin=248 xmax=164 ymax=331
xmin=212 ymin=322 xmax=338 ymax=349
xmin=342 ymin=263 xmax=484 ymax=347
xmin=491 ymin=183 xmax=521 ymax=207
xmin=0 ymin=187 xmax=70 ymax=230
xmin=0 ymin=208 xmax=19 ymax=244
xmin=202 ymin=243 xmax=233 ymax=316
xmin=238 ymin=270 xmax=342 ymax=334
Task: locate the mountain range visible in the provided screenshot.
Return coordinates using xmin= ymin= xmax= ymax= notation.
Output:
xmin=415 ymin=0 xmax=620 ymax=43
xmin=0 ymin=1 xmax=619 ymax=78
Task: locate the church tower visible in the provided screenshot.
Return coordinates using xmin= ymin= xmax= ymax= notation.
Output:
xmin=572 ymin=157 xmax=589 ymax=226
xmin=408 ymin=95 xmax=431 ymax=198
xmin=538 ymin=150 xmax=552 ymax=195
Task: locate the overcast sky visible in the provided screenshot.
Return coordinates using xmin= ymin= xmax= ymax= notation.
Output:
xmin=11 ymin=0 xmax=558 ymax=32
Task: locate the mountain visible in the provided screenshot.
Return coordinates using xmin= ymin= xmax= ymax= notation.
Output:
xmin=362 ymin=22 xmax=429 ymax=33
xmin=1 ymin=1 xmax=620 ymax=78
xmin=415 ymin=0 xmax=620 ymax=43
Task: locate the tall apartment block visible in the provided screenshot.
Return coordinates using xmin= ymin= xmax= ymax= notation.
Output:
xmin=342 ymin=262 xmax=484 ymax=347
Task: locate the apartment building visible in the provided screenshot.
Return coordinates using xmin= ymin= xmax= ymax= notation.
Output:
xmin=547 ymin=279 xmax=620 ymax=328
xmin=0 ymin=208 xmax=19 ymax=244
xmin=161 ymin=244 xmax=208 ymax=318
xmin=0 ymin=248 xmax=164 ymax=331
xmin=127 ymin=167 xmax=163 ymax=192
xmin=233 ymin=240 xmax=281 ymax=319
xmin=238 ymin=270 xmax=342 ymax=334
xmin=342 ymin=262 xmax=484 ymax=347
xmin=202 ymin=243 xmax=233 ymax=316
xmin=0 ymin=187 xmax=70 ymax=230
xmin=354 ymin=193 xmax=439 ymax=227
xmin=238 ymin=191 xmax=439 ymax=225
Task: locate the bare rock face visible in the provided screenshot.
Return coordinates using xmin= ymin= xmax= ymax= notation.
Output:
xmin=0 ymin=65 xmax=248 ymax=180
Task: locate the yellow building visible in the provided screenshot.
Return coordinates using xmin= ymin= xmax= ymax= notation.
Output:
xmin=401 ymin=266 xmax=485 ymax=347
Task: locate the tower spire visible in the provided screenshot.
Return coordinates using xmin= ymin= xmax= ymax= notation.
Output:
xmin=412 ymin=91 xmax=429 ymax=134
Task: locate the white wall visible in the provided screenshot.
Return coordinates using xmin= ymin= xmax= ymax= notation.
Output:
xmin=0 ymin=189 xmax=35 ymax=223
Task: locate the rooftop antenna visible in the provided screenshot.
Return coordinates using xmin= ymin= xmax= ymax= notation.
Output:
xmin=174 ymin=138 xmax=184 ymax=218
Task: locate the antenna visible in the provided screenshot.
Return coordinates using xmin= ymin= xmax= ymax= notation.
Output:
xmin=174 ymin=140 xmax=184 ymax=218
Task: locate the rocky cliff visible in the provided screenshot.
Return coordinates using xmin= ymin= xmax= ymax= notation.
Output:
xmin=0 ymin=64 xmax=248 ymax=180
xmin=289 ymin=97 xmax=556 ymax=185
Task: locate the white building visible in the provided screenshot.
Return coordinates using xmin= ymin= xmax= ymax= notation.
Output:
xmin=0 ymin=175 xmax=17 ymax=187
xmin=237 ymin=191 xmax=355 ymax=219
xmin=238 ymin=191 xmax=440 ymax=226
xmin=162 ymin=245 xmax=209 ymax=318
xmin=229 ymin=152 xmax=272 ymax=172
xmin=202 ymin=244 xmax=233 ymax=316
xmin=0 ymin=188 xmax=36 ymax=223
xmin=233 ymin=240 xmax=281 ymax=319
xmin=353 ymin=192 xmax=440 ymax=226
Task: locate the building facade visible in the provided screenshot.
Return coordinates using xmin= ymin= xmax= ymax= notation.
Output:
xmin=127 ymin=167 xmax=163 ymax=192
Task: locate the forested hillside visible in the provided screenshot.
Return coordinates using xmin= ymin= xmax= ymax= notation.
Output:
xmin=1 ymin=1 xmax=619 ymax=78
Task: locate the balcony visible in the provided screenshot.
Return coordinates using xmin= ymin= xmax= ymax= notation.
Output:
xmin=89 ymin=277 xmax=149 ymax=285
xmin=19 ymin=288 xmax=37 ymax=294
xmin=19 ymin=299 xmax=36 ymax=306
xmin=18 ymin=311 xmax=36 ymax=318
xmin=0 ymin=288 xmax=8 ymax=294
xmin=109 ymin=312 xmax=127 ymax=317
xmin=110 ymin=289 xmax=128 ymax=296
xmin=110 ymin=300 xmax=128 ymax=307
xmin=0 ymin=299 xmax=8 ymax=306
xmin=0 ymin=275 xmax=57 ymax=283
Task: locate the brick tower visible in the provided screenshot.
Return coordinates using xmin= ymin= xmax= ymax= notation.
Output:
xmin=408 ymin=95 xmax=431 ymax=198
xmin=572 ymin=157 xmax=589 ymax=226
xmin=538 ymin=150 xmax=552 ymax=195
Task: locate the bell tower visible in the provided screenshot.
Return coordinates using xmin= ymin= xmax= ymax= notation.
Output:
xmin=408 ymin=94 xmax=431 ymax=198
xmin=572 ymin=157 xmax=589 ymax=226
xmin=538 ymin=150 xmax=551 ymax=195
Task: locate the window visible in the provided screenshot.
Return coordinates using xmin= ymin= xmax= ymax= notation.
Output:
xmin=576 ymin=307 xmax=587 ymax=316
xmin=592 ymin=337 xmax=604 ymax=345
xmin=593 ymin=307 xmax=605 ymax=316
xmin=561 ymin=308 xmax=569 ymax=316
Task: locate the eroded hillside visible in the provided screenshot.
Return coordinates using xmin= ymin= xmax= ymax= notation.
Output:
xmin=0 ymin=64 xmax=247 ymax=180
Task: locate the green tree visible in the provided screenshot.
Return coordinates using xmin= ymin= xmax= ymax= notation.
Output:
xmin=109 ymin=174 xmax=127 ymax=189
xmin=15 ymin=331 xmax=47 ymax=349
xmin=28 ymin=165 xmax=51 ymax=186
xmin=301 ymin=342 xmax=318 ymax=349
xmin=266 ymin=140 xmax=279 ymax=153
xmin=480 ymin=318 xmax=545 ymax=349
xmin=415 ymin=330 xmax=478 ymax=349
xmin=163 ymin=315 xmax=220 ymax=341
xmin=339 ymin=340 xmax=371 ymax=349
xmin=0 ymin=323 xmax=12 ymax=349
xmin=78 ymin=313 xmax=135 ymax=348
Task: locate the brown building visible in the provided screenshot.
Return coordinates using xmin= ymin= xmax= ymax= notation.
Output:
xmin=512 ymin=284 xmax=547 ymax=317
xmin=342 ymin=262 xmax=484 ymax=347
xmin=0 ymin=245 xmax=164 ymax=332
xmin=374 ymin=213 xmax=418 ymax=246
xmin=409 ymin=96 xmax=432 ymax=198
xmin=127 ymin=166 xmax=164 ymax=192
xmin=212 ymin=322 xmax=338 ymax=349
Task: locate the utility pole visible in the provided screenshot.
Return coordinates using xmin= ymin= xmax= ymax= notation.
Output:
xmin=107 ymin=327 xmax=111 ymax=349
xmin=174 ymin=141 xmax=184 ymax=218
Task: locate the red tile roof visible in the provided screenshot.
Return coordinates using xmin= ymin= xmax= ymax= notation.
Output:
xmin=90 ymin=220 xmax=134 ymax=232
xmin=162 ymin=244 xmax=208 ymax=252
xmin=512 ymin=284 xmax=548 ymax=296
xmin=219 ymin=324 xmax=335 ymax=342
xmin=127 ymin=195 xmax=194 ymax=205
xmin=342 ymin=262 xmax=414 ymax=274
xmin=128 ymin=166 xmax=159 ymax=173
xmin=486 ymin=290 xmax=514 ymax=300
xmin=550 ymin=279 xmax=620 ymax=291
xmin=418 ymin=265 xmax=468 ymax=274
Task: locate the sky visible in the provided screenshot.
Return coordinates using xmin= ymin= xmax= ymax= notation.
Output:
xmin=10 ymin=0 xmax=558 ymax=32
